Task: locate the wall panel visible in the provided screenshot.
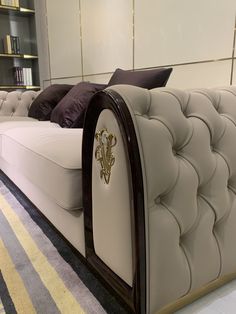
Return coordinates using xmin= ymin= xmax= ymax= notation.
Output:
xmin=167 ymin=60 xmax=232 ymax=89
xmin=233 ymin=59 xmax=236 ymax=85
xmin=46 ymin=0 xmax=82 ymax=79
xmin=50 ymin=77 xmax=83 ymax=85
xmin=81 ymin=0 xmax=133 ymax=75
xmin=34 ymin=0 xmax=50 ymax=87
xmin=83 ymin=73 xmax=112 ymax=84
xmin=135 ymin=0 xmax=236 ymax=68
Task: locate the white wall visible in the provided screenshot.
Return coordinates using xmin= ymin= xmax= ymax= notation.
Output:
xmin=36 ymin=0 xmax=236 ymax=89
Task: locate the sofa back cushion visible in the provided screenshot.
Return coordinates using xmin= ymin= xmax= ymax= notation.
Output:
xmin=28 ymin=84 xmax=73 ymax=120
xmin=51 ymin=82 xmax=106 ymax=128
xmin=108 ymin=67 xmax=173 ymax=89
xmin=0 ymin=90 xmax=40 ymax=117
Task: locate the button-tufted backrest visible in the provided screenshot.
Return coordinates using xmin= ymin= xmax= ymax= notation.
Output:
xmin=109 ymin=85 xmax=236 ymax=313
xmin=0 ymin=90 xmax=41 ymax=116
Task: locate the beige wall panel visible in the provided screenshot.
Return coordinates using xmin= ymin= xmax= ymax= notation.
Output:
xmin=46 ymin=0 xmax=82 ymax=79
xmin=34 ymin=0 xmax=50 ymax=88
xmin=42 ymin=80 xmax=51 ymax=89
xmin=167 ymin=60 xmax=232 ymax=89
xmin=50 ymin=77 xmax=83 ymax=85
xmin=83 ymin=73 xmax=112 ymax=84
xmin=81 ymin=0 xmax=133 ymax=75
xmin=135 ymin=0 xmax=236 ymax=68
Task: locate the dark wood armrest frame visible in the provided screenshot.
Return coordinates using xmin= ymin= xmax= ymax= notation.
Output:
xmin=82 ymin=89 xmax=146 ymax=314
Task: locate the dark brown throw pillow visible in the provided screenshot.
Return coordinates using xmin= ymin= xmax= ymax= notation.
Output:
xmin=50 ymin=82 xmax=106 ymax=128
xmin=108 ymin=67 xmax=173 ymax=89
xmin=28 ymin=84 xmax=73 ymax=120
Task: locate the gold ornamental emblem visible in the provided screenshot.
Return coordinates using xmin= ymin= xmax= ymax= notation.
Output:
xmin=95 ymin=128 xmax=117 ymax=184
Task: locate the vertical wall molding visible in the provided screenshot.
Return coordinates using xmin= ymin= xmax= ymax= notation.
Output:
xmin=78 ymin=0 xmax=84 ymax=81
xmin=132 ymin=0 xmax=135 ymax=70
xmin=44 ymin=0 xmax=52 ymax=88
xmin=230 ymin=14 xmax=236 ymax=85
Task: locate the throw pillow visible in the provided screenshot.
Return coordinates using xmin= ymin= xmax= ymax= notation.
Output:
xmin=108 ymin=67 xmax=173 ymax=89
xmin=28 ymin=84 xmax=73 ymax=120
xmin=50 ymin=82 xmax=106 ymax=128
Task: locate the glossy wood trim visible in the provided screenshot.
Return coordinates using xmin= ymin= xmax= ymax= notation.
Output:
xmin=82 ymin=89 xmax=146 ymax=314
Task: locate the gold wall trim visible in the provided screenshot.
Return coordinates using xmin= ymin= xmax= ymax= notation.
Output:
xmin=230 ymin=14 xmax=236 ymax=84
xmin=95 ymin=128 xmax=117 ymax=185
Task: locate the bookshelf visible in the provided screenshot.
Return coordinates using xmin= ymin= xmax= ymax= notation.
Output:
xmin=0 ymin=0 xmax=40 ymax=90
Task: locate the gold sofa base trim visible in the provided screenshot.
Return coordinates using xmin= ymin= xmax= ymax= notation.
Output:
xmin=158 ymin=272 xmax=236 ymax=313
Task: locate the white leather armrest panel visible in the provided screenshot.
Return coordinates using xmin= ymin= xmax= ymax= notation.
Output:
xmin=92 ymin=109 xmax=133 ymax=286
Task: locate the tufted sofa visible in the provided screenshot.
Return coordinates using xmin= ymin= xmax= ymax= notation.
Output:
xmin=1 ymin=86 xmax=236 ymax=313
xmin=82 ymin=85 xmax=236 ymax=313
xmin=0 ymin=90 xmax=85 ymax=254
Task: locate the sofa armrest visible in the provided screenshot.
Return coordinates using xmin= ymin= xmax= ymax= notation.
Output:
xmin=0 ymin=90 xmax=41 ymax=117
xmin=82 ymin=86 xmax=146 ymax=313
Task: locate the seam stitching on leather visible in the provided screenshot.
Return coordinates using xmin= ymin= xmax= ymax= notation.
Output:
xmin=160 ymin=90 xmax=188 ymax=113
xmin=187 ymin=114 xmax=213 ymax=144
xmin=198 ymin=193 xmax=223 ymax=278
xmin=221 ymin=113 xmax=236 ymax=129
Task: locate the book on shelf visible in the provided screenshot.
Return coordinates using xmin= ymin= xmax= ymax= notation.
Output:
xmin=0 ymin=0 xmax=19 ymax=8
xmin=3 ymin=35 xmax=12 ymax=54
xmin=2 ymin=35 xmax=20 ymax=54
xmin=13 ymin=67 xmax=33 ymax=86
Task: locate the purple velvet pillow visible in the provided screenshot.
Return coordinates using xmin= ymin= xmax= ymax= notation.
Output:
xmin=51 ymin=82 xmax=106 ymax=128
xmin=28 ymin=84 xmax=73 ymax=120
xmin=108 ymin=67 xmax=172 ymax=89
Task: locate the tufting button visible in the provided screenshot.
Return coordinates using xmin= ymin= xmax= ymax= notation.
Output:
xmin=155 ymin=196 xmax=161 ymax=204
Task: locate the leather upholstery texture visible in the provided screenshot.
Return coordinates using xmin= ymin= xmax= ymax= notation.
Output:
xmin=0 ymin=90 xmax=41 ymax=116
xmin=108 ymin=85 xmax=236 ymax=312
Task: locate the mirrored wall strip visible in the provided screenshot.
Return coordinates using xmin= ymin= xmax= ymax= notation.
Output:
xmin=78 ymin=0 xmax=84 ymax=81
xmin=135 ymin=57 xmax=234 ymax=71
xmin=230 ymin=13 xmax=236 ymax=85
xmin=46 ymin=58 xmax=235 ymax=83
xmin=132 ymin=0 xmax=135 ymax=70
xmin=44 ymin=0 xmax=52 ymax=88
xmin=46 ymin=75 xmax=83 ymax=81
xmin=80 ymin=57 xmax=234 ymax=79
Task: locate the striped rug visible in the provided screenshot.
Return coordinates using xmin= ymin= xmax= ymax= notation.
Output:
xmin=0 ymin=172 xmax=127 ymax=314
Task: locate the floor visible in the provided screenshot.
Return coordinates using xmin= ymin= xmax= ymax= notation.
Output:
xmin=177 ymin=279 xmax=236 ymax=313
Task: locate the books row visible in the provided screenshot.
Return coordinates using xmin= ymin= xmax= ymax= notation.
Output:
xmin=13 ymin=67 xmax=33 ymax=86
xmin=0 ymin=0 xmax=19 ymax=7
xmin=3 ymin=35 xmax=20 ymax=54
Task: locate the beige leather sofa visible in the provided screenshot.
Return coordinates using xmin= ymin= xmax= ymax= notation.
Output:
xmin=1 ymin=86 xmax=236 ymax=314
xmin=83 ymin=84 xmax=236 ymax=313
xmin=0 ymin=90 xmax=85 ymax=254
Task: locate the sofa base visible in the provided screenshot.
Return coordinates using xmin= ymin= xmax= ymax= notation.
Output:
xmin=158 ymin=272 xmax=236 ymax=313
xmin=0 ymin=158 xmax=85 ymax=255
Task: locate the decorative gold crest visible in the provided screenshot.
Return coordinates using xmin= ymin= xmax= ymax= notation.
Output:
xmin=95 ymin=128 xmax=117 ymax=184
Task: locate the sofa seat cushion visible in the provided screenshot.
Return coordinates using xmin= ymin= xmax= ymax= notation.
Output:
xmin=1 ymin=127 xmax=83 ymax=211
xmin=0 ymin=120 xmax=60 ymax=134
xmin=0 ymin=116 xmax=37 ymax=123
xmin=0 ymin=121 xmax=60 ymax=156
